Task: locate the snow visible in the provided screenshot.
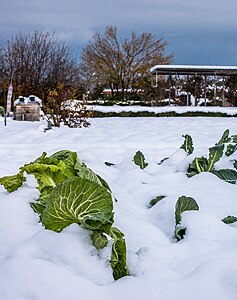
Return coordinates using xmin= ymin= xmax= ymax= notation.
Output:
xmin=90 ymin=105 xmax=237 ymax=115
xmin=0 ymin=116 xmax=237 ymax=300
xmin=14 ymin=95 xmax=42 ymax=106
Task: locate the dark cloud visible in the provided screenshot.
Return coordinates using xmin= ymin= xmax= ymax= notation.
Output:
xmin=0 ymin=0 xmax=237 ymax=64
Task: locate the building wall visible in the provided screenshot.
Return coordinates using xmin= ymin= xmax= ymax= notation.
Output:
xmin=15 ymin=104 xmax=40 ymax=121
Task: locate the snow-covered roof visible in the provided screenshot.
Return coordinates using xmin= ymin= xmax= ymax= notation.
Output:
xmin=150 ymin=65 xmax=237 ymax=75
xmin=14 ymin=95 xmax=42 ymax=107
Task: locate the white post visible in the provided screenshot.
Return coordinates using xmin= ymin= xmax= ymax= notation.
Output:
xmin=6 ymin=83 xmax=13 ymax=114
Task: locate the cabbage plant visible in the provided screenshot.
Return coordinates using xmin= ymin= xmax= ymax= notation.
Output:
xmin=0 ymin=150 xmax=128 ymax=280
xmin=187 ymin=130 xmax=237 ymax=183
xmin=174 ymin=196 xmax=199 ymax=241
xmin=180 ymin=134 xmax=194 ymax=154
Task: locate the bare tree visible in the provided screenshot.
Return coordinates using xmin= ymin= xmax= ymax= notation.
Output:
xmin=80 ymin=26 xmax=173 ymax=100
xmin=0 ymin=32 xmax=81 ymax=107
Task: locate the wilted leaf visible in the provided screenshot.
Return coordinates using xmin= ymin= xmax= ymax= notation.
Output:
xmin=21 ymin=162 xmax=66 ymax=193
xmin=0 ymin=171 xmax=26 ymax=192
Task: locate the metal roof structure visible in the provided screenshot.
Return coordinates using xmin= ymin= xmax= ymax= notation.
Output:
xmin=149 ymin=65 xmax=237 ymax=106
xmin=150 ymin=65 xmax=237 ymax=76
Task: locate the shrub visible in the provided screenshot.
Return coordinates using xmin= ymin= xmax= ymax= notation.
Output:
xmin=0 ymin=106 xmax=5 ymax=117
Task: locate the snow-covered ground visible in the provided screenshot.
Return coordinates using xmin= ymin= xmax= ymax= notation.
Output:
xmin=0 ymin=116 xmax=237 ymax=300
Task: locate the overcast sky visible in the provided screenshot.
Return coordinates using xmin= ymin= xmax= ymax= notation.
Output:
xmin=1 ymin=0 xmax=237 ymax=65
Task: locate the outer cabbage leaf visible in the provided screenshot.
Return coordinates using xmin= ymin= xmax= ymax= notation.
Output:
xmin=76 ymin=164 xmax=111 ymax=192
xmin=96 ymin=174 xmax=112 ymax=192
xmin=222 ymin=216 xmax=237 ymax=224
xmin=187 ymin=157 xmax=208 ymax=177
xmin=105 ymin=161 xmax=115 ymax=166
xmin=216 ymin=129 xmax=231 ymax=145
xmin=21 ymin=161 xmax=67 ymax=193
xmin=174 ymin=225 xmax=186 ymax=241
xmin=211 ymin=169 xmax=237 ymax=184
xmin=158 ymin=157 xmax=169 ymax=165
xmin=175 ymin=196 xmax=199 ymax=225
xmin=225 ymin=144 xmax=237 ymax=157
xmin=133 ymin=151 xmax=148 ymax=169
xmin=91 ymin=230 xmax=108 ymax=249
xmin=42 ymin=177 xmax=114 ymax=232
xmin=174 ymin=196 xmax=199 ymax=241
xmin=232 ymin=135 xmax=237 ymax=144
xmin=207 ymin=144 xmax=224 ymax=172
xmin=0 ymin=171 xmax=26 ymax=192
xmin=76 ymin=165 xmax=102 ymax=186
xmin=50 ymin=150 xmax=83 ymax=177
xmin=110 ymin=227 xmax=128 ymax=280
xmin=234 ymin=160 xmax=237 ymax=170
xmin=31 ymin=193 xmax=51 ymax=216
xmin=180 ymin=134 xmax=194 ymax=154
xmin=187 ymin=145 xmax=224 ymax=177
xmin=149 ymin=195 xmax=166 ymax=208
xmin=33 ymin=152 xmax=59 ymax=165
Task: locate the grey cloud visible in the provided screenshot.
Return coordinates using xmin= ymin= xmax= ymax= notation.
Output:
xmin=0 ymin=0 xmax=237 ymax=64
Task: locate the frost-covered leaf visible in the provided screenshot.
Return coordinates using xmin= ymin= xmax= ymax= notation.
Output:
xmin=222 ymin=216 xmax=237 ymax=224
xmin=180 ymin=134 xmax=194 ymax=154
xmin=211 ymin=169 xmax=237 ymax=184
xmin=42 ymin=177 xmax=114 ymax=233
xmin=0 ymin=171 xmax=26 ymax=192
xmin=175 ymin=196 xmax=199 ymax=225
xmin=91 ymin=230 xmax=108 ymax=249
xmin=149 ymin=195 xmax=166 ymax=207
xmin=133 ymin=151 xmax=148 ymax=169
xmin=110 ymin=227 xmax=128 ymax=280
